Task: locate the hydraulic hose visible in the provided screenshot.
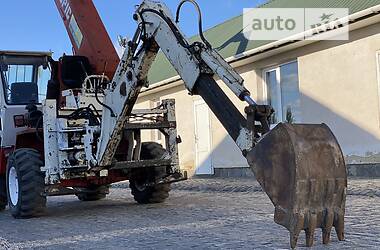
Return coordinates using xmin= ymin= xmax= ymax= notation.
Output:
xmin=175 ymin=0 xmax=212 ymax=48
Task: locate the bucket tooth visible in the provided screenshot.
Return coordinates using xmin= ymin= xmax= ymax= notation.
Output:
xmin=290 ymin=233 xmax=299 ymax=249
xmin=322 ymin=180 xmax=335 ymax=245
xmin=322 ymin=209 xmax=334 ymax=244
xmin=334 ymin=179 xmax=347 ymax=241
xmin=289 ymin=213 xmax=304 ymax=249
xmin=245 ymin=123 xmax=347 ymax=249
xmin=305 ymin=213 xmax=317 ymax=247
xmin=335 ymin=212 xmax=345 ymax=241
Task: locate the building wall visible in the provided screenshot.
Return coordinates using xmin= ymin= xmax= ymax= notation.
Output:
xmin=249 ymin=22 xmax=380 ymax=164
xmin=136 ymin=22 xmax=380 ymax=175
xmin=298 ymin=25 xmax=380 ymax=164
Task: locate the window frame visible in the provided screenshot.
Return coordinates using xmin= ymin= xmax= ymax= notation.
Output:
xmin=262 ymin=60 xmax=299 ymax=123
xmin=0 ymin=63 xmax=40 ymax=106
xmin=0 ymin=53 xmax=51 ymax=106
xmin=376 ymin=51 xmax=380 ymax=127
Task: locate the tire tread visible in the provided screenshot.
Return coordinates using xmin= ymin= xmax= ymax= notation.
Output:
xmin=130 ymin=142 xmax=171 ymax=204
xmin=7 ymin=148 xmax=46 ymax=218
xmin=76 ymin=185 xmax=109 ymax=201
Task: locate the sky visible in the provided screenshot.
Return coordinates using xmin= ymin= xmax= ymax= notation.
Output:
xmin=0 ymin=0 xmax=266 ymax=60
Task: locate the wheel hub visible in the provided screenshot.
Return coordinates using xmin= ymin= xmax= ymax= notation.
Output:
xmin=134 ymin=180 xmax=147 ymax=192
xmin=8 ymin=166 xmax=19 ymax=206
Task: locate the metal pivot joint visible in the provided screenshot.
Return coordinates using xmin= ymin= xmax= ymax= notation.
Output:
xmin=245 ymin=104 xmax=274 ymax=139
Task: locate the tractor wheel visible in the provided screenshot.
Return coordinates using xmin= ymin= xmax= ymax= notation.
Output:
xmin=6 ymin=149 xmax=46 ymax=218
xmin=75 ymin=185 xmax=110 ymax=201
xmin=129 ymin=142 xmax=171 ymax=204
xmin=0 ymin=176 xmax=7 ymax=211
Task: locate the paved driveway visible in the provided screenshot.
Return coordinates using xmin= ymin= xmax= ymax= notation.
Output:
xmin=0 ymin=179 xmax=379 ymax=249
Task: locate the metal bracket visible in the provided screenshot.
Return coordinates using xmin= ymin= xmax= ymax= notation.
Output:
xmin=245 ymin=105 xmax=274 ymax=139
xmin=143 ymin=171 xmax=188 ymax=188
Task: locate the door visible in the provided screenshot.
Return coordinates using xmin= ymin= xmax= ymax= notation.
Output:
xmin=194 ymin=99 xmax=213 ymax=175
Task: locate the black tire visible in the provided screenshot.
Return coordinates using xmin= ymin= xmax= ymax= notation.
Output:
xmin=0 ymin=176 xmax=7 ymax=211
xmin=75 ymin=185 xmax=110 ymax=201
xmin=6 ymin=149 xmax=46 ymax=218
xmin=129 ymin=142 xmax=171 ymax=204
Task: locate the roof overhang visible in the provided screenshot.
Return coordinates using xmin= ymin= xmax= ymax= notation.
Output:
xmin=140 ymin=4 xmax=380 ymax=97
xmin=0 ymin=50 xmax=52 ymax=57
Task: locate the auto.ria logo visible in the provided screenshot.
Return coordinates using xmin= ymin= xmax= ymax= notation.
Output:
xmin=243 ymin=8 xmax=349 ymax=41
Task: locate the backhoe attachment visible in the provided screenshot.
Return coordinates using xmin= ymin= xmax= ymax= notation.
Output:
xmin=114 ymin=1 xmax=348 ymax=248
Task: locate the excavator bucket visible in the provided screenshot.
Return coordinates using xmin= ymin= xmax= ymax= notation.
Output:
xmin=245 ymin=123 xmax=347 ymax=248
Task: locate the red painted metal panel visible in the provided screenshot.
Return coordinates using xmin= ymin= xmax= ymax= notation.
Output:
xmin=54 ymin=0 xmax=119 ymax=79
xmin=0 ymin=147 xmax=14 ymax=175
xmin=15 ymin=130 xmax=44 ymax=156
xmin=60 ymin=170 xmax=128 ymax=187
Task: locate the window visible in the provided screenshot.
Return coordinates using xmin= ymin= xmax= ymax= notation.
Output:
xmin=263 ymin=61 xmax=301 ymax=124
xmin=0 ymin=63 xmax=50 ymax=105
xmin=37 ymin=65 xmax=50 ymax=101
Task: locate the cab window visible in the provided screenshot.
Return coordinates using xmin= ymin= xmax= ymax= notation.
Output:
xmin=0 ymin=63 xmax=50 ymax=105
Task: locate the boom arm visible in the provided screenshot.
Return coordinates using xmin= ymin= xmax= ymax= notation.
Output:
xmin=54 ymin=0 xmax=119 ymax=79
xmin=95 ymin=0 xmax=268 ymax=166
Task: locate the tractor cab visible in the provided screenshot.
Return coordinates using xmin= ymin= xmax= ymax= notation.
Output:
xmin=0 ymin=51 xmax=51 ymax=153
xmin=0 ymin=51 xmax=51 ymax=105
